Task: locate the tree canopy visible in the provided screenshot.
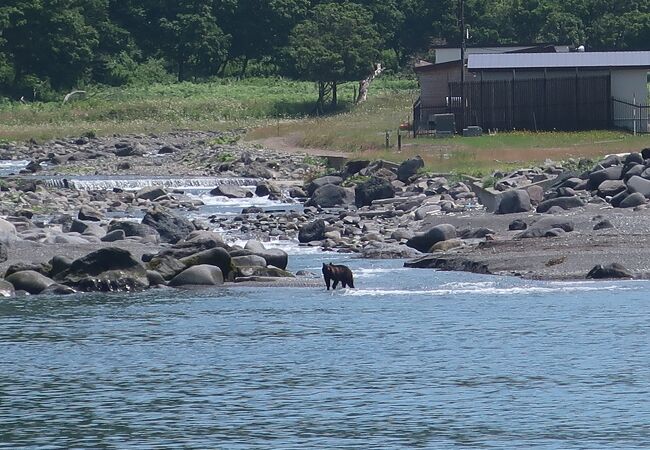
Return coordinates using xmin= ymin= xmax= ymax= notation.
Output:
xmin=0 ymin=0 xmax=649 ymax=101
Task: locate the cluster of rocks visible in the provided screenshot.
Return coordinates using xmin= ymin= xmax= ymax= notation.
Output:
xmin=210 ymin=156 xmax=488 ymax=257
xmin=0 ymin=226 xmax=295 ymax=296
xmin=2 ymin=130 xmax=324 ymax=180
xmin=493 ymin=150 xmax=650 ymax=214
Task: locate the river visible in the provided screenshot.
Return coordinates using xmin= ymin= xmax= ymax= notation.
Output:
xmin=1 ymin=174 xmax=650 ymax=448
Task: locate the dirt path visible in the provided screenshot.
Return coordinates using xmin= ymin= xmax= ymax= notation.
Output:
xmin=248 ymin=133 xmax=348 ymax=158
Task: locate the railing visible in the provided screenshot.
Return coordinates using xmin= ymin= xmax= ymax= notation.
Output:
xmin=412 ymin=97 xmax=451 ymax=137
xmin=612 ymin=98 xmax=650 ymax=134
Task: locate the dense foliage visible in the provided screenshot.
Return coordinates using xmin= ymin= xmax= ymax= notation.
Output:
xmin=0 ymin=0 xmax=649 ymax=101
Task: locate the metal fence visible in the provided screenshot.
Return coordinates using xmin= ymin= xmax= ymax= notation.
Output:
xmin=612 ymin=98 xmax=650 ymax=133
xmin=447 ymin=74 xmax=611 ymax=132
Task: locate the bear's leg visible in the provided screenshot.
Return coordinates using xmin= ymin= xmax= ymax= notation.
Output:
xmin=332 ymin=279 xmax=339 ymax=289
xmin=324 ymin=275 xmax=331 ymax=290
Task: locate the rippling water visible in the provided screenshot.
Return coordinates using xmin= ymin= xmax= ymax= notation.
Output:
xmin=2 ymin=254 xmax=650 ymax=449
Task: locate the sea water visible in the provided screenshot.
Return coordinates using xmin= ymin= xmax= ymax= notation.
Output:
xmin=2 ymin=181 xmax=650 ymax=448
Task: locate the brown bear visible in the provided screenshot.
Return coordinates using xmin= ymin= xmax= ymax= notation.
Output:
xmin=322 ymin=263 xmax=355 ymax=290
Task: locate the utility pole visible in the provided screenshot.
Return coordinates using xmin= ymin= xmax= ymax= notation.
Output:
xmin=459 ymin=0 xmax=466 ymax=130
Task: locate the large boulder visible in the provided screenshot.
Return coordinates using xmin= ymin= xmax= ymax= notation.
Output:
xmin=147 ymin=255 xmax=187 ymax=280
xmin=516 ymin=217 xmax=574 ymax=238
xmin=5 ymin=270 xmax=55 ymax=295
xmin=136 ymin=186 xmax=168 ymax=201
xmin=406 ymin=224 xmax=457 ymax=252
xmin=305 ymin=175 xmax=343 ymax=196
xmin=298 ymin=219 xmax=326 ymax=243
xmin=588 ymin=166 xmax=623 ymax=189
xmin=626 ymin=175 xmax=650 ymax=198
xmin=597 ymin=180 xmax=626 ymax=198
xmin=536 ymin=196 xmax=585 ymax=213
xmin=210 ymin=185 xmax=253 ymax=198
xmin=232 ymin=255 xmax=267 ymax=268
xmin=244 ymin=241 xmax=288 ymax=270
xmin=397 ymin=156 xmax=424 ymax=183
xmin=496 ymin=190 xmax=532 ymax=214
xmin=179 ymin=247 xmax=233 ymax=277
xmin=107 ymin=220 xmax=160 ymax=243
xmin=355 ymin=176 xmax=395 ymax=207
xmin=169 ymin=265 xmax=224 ymax=286
xmin=587 ymin=263 xmax=632 ymax=279
xmin=78 ymin=205 xmax=103 ymax=222
xmin=55 ymin=247 xmax=149 ymax=292
xmin=305 ymin=184 xmax=353 ymax=208
xmin=142 ymin=206 xmax=195 ymax=244
xmin=619 ymin=192 xmax=646 ymax=208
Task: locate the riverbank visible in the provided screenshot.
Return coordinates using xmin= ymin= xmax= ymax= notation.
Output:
xmin=0 ymin=129 xmax=650 ymax=296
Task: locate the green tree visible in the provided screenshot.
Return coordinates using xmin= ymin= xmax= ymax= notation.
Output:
xmin=221 ymin=0 xmax=309 ymax=77
xmin=288 ymin=2 xmax=381 ymax=111
xmin=159 ymin=1 xmax=230 ymax=81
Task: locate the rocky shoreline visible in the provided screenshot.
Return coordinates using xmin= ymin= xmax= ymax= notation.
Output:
xmin=0 ymin=130 xmax=648 ymax=296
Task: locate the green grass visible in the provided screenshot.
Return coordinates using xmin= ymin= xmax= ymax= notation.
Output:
xmin=1 ymin=76 xmax=649 ymax=177
xmin=0 ymin=77 xmax=417 ymax=141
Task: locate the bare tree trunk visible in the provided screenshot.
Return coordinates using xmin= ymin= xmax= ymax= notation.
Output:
xmin=331 ymin=81 xmax=337 ymax=108
xmin=356 ymin=63 xmax=383 ymax=104
xmin=239 ymin=57 xmax=249 ymax=79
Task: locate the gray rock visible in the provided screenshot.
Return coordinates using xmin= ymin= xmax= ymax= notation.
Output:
xmin=306 ymin=175 xmax=343 ymax=196
xmin=298 ymin=219 xmax=326 ymax=243
xmin=597 ymin=180 xmax=626 ymax=197
xmin=406 ymin=223 xmax=457 ymax=252
xmin=78 ymin=205 xmax=103 ymax=221
xmin=210 ymin=185 xmax=253 ymax=198
xmin=101 ymin=229 xmax=126 ymax=242
xmin=588 ymin=166 xmax=623 ymax=189
xmin=148 ymin=255 xmax=187 ymax=280
xmin=587 ymin=263 xmax=632 ymax=279
xmin=516 ymin=217 xmax=574 ymax=238
xmin=142 ymin=206 xmax=195 ymax=244
xmin=360 ymin=242 xmax=421 ymax=259
xmin=169 ymin=265 xmax=224 ymax=286
xmin=355 ymin=176 xmax=395 ymax=207
xmin=536 ymin=196 xmax=585 ymax=213
xmin=397 ymin=156 xmax=424 ymax=183
xmin=55 ymin=247 xmax=149 ymax=292
xmin=305 ymin=184 xmax=353 ymax=208
xmin=0 ymin=279 xmax=15 ymax=297
xmin=136 ymin=186 xmax=168 ymax=201
xmin=107 ymin=220 xmax=160 ymax=243
xmin=619 ymin=192 xmax=646 ymax=208
xmin=593 ymin=219 xmax=613 ymax=230
xmin=6 ymin=270 xmax=55 ymax=294
xmin=179 ymin=247 xmax=233 ymax=278
xmin=496 ymin=190 xmax=532 ymax=214
xmin=508 ymin=219 xmax=527 ymax=231
xmin=40 ymin=283 xmax=76 ymax=295
xmin=232 ymin=255 xmax=267 ymax=267
xmin=49 ymin=255 xmax=73 ymax=277
xmin=414 ymin=204 xmax=441 ymax=220
xmin=626 ymin=176 xmax=650 ymax=198
xmin=146 ymin=270 xmax=167 ymax=286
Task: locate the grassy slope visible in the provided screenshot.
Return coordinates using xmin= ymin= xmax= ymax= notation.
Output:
xmin=1 ymin=77 xmax=649 ymax=175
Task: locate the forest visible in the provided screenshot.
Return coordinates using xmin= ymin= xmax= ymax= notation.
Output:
xmin=0 ymin=0 xmax=649 ymax=102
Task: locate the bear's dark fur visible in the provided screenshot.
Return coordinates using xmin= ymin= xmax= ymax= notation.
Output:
xmin=322 ymin=263 xmax=354 ymax=290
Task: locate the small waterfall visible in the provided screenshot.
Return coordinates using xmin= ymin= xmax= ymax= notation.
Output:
xmin=43 ymin=176 xmax=261 ymax=190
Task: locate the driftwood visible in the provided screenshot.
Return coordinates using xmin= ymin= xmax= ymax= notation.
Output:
xmin=62 ymin=90 xmax=87 ymax=104
xmin=356 ymin=63 xmax=383 ymax=104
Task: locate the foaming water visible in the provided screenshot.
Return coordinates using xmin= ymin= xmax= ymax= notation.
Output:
xmin=3 ymin=258 xmax=650 ymax=448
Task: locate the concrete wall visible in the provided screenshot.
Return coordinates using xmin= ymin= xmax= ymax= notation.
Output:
xmin=416 ymin=65 xmax=461 ymax=107
xmin=611 ymin=69 xmax=649 ymax=132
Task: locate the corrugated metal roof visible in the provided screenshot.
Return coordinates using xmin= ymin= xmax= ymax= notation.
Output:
xmin=468 ymin=51 xmax=650 ymax=70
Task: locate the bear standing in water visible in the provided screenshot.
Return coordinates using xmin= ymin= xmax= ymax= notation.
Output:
xmin=322 ymin=263 xmax=355 ymax=290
